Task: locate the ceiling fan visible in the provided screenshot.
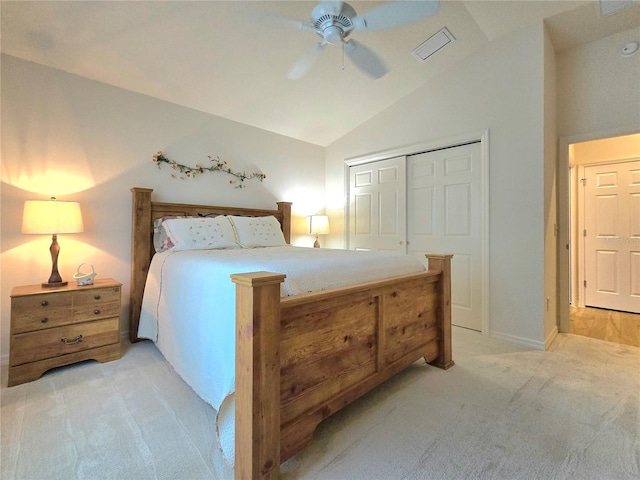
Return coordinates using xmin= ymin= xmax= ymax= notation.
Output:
xmin=278 ymin=0 xmax=440 ymax=80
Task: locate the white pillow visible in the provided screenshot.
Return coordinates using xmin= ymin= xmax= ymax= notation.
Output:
xmin=162 ymin=216 xmax=240 ymax=251
xmin=153 ymin=215 xmax=187 ymax=252
xmin=228 ymin=215 xmax=287 ymax=248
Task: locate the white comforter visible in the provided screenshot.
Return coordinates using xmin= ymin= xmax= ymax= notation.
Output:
xmin=138 ymin=245 xmax=426 ymax=462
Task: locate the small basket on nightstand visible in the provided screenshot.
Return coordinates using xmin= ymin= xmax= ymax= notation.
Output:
xmin=73 ymin=263 xmax=96 ymax=286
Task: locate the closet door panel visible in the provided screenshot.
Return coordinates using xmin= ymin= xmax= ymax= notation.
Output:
xmin=349 ymin=156 xmax=406 ymax=252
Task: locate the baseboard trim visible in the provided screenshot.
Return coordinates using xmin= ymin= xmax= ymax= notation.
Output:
xmin=489 ymin=331 xmax=546 ymax=350
xmin=545 ymin=326 xmax=559 ymax=350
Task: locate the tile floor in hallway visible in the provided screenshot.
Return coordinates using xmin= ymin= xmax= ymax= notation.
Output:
xmin=570 ymin=306 xmax=640 ymax=347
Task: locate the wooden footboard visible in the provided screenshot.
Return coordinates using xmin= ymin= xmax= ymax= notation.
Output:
xmin=232 ymin=255 xmax=452 ymax=480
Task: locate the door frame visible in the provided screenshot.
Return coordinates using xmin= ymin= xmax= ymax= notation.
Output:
xmin=557 ymin=126 xmax=640 ymax=333
xmin=344 ymin=129 xmax=490 ymax=335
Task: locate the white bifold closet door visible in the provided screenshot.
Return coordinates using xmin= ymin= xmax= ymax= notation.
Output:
xmin=407 ymin=142 xmax=482 ymax=331
xmin=349 ymin=156 xmax=407 ymax=253
xmin=348 ymin=142 xmax=483 ymax=332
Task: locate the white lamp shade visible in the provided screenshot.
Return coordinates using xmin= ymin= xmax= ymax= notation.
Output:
xmin=22 ymin=199 xmax=84 ymax=235
xmin=308 ymin=215 xmax=329 ymax=235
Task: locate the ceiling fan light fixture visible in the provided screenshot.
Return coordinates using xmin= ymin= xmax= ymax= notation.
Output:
xmin=323 ymin=25 xmax=345 ymax=45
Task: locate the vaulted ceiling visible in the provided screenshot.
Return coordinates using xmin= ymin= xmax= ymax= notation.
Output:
xmin=2 ymin=1 xmax=639 ymax=146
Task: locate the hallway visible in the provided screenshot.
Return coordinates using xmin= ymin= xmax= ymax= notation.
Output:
xmin=570 ymin=306 xmax=640 ymax=348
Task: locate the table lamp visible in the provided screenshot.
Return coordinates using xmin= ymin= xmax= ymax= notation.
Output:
xmin=22 ymin=197 xmax=84 ymax=287
xmin=308 ymin=215 xmax=329 ymax=248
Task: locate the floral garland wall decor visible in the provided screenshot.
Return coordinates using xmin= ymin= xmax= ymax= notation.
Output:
xmin=152 ymin=151 xmax=266 ymax=188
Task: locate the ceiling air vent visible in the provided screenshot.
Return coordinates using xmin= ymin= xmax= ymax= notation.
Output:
xmin=412 ymin=27 xmax=455 ymax=62
xmin=599 ymin=0 xmax=639 ymax=16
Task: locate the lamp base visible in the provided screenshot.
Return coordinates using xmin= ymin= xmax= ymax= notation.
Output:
xmin=43 ymin=234 xmax=67 ymax=288
xmin=314 ymin=235 xmax=320 ymax=248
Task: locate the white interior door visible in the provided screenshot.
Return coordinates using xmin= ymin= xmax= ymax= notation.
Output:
xmin=407 ymin=142 xmax=483 ymax=331
xmin=584 ymin=160 xmax=640 ymax=313
xmin=349 ymin=156 xmax=406 ymax=252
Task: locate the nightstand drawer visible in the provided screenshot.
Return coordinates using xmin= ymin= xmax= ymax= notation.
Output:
xmin=10 ymin=317 xmax=120 ymax=366
xmin=74 ymin=286 xmax=120 ymax=306
xmin=12 ymin=308 xmax=73 ymax=333
xmin=12 ymin=292 xmax=72 ymax=312
xmin=12 ymin=292 xmax=73 ymax=333
xmin=73 ymin=301 xmax=120 ymax=321
xmin=11 ymin=286 xmax=121 ymax=334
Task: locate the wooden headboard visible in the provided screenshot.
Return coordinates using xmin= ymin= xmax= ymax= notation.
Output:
xmin=129 ymin=187 xmax=292 ymax=343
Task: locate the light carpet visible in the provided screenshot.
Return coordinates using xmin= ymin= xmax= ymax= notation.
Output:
xmin=1 ymin=328 xmax=638 ymax=480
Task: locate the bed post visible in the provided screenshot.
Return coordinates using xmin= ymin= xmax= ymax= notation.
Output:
xmin=231 ymin=271 xmax=286 ymax=480
xmin=276 ymin=202 xmax=292 ymax=244
xmin=426 ymin=254 xmax=455 ymax=370
xmin=130 ymin=187 xmax=153 ymax=343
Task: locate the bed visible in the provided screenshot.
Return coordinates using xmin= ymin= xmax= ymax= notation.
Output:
xmin=129 ymin=187 xmax=453 ymax=480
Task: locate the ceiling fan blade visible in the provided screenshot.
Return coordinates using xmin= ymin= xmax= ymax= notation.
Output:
xmin=262 ymin=13 xmax=315 ymax=32
xmin=287 ymin=43 xmax=326 ymax=80
xmin=343 ymin=40 xmax=388 ymax=79
xmin=352 ymin=0 xmax=439 ymax=31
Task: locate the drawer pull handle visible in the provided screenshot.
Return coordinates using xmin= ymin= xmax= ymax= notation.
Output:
xmin=41 ymin=301 xmax=49 ymax=307
xmin=41 ymin=318 xmax=49 ymax=324
xmin=94 ymin=309 xmax=101 ymax=315
xmin=61 ymin=335 xmax=83 ymax=345
xmin=94 ymin=295 xmax=101 ymax=300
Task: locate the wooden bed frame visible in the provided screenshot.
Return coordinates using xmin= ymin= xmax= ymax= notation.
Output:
xmin=130 ymin=187 xmax=453 ymax=480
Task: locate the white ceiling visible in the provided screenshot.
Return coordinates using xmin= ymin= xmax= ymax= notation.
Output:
xmin=2 ymin=1 xmax=639 ymax=146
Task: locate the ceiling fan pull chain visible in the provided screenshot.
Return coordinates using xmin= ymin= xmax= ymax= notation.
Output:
xmin=341 ymin=42 xmax=345 ymax=71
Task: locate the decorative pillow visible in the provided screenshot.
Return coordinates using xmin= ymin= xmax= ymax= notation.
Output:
xmin=228 ymin=215 xmax=287 ymax=248
xmin=153 ymin=216 xmax=184 ymax=252
xmin=162 ymin=216 xmax=240 ymax=251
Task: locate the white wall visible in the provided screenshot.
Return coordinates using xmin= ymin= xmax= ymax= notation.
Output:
xmin=557 ymin=26 xmax=640 ymax=137
xmin=0 ymin=54 xmax=325 ymax=357
xmin=326 ymin=24 xmax=548 ymax=347
xmin=543 ymin=26 xmax=558 ymax=347
xmin=572 ymin=134 xmax=640 ymax=165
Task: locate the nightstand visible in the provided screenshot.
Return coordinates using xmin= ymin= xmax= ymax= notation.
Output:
xmin=8 ymin=278 xmax=122 ymax=386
